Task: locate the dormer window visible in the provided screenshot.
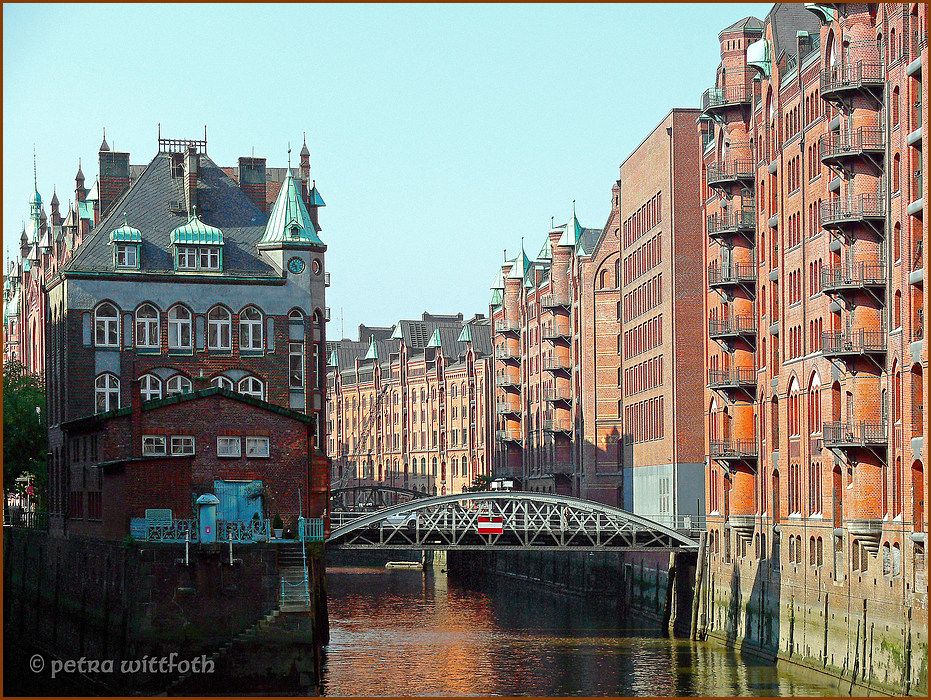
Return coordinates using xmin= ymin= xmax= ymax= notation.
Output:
xmin=108 ymin=215 xmax=142 ymax=270
xmin=169 ymin=210 xmax=224 ymax=273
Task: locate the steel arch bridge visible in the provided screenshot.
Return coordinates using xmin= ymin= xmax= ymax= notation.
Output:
xmin=329 ymin=485 xmax=426 ymax=512
xmin=327 ymin=491 xmax=699 ymax=551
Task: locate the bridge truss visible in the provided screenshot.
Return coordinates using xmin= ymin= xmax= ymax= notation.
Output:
xmin=327 ymin=491 xmax=699 ymax=551
xmin=329 ymin=485 xmax=425 ymax=512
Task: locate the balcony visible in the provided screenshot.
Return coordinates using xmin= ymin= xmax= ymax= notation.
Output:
xmin=709 ymin=439 xmax=758 ymax=463
xmin=707 ymin=367 xmax=756 ymax=391
xmin=707 ymin=206 xmax=756 ymax=240
xmin=494 ymin=346 xmax=521 ymax=362
xmin=821 ymin=329 xmax=886 ymax=358
xmin=707 ymin=159 xmax=755 ymax=188
xmin=823 ymin=421 xmax=887 ymax=449
xmin=820 ymin=262 xmax=885 ymax=294
xmin=700 ymin=83 xmax=753 ymax=117
xmin=495 ymin=319 xmax=521 ymax=335
xmin=542 ymin=326 xmax=572 ymax=343
xmin=540 ymin=294 xmax=570 ymax=310
xmin=708 ymin=316 xmax=757 ymax=342
xmin=495 ymin=375 xmax=521 ymax=389
xmin=820 ymin=194 xmax=885 ymax=229
xmin=543 ymin=419 xmax=573 ymax=435
xmin=543 ymin=356 xmax=572 ymax=374
xmin=820 ymin=62 xmax=884 ymax=102
xmin=708 ymin=262 xmax=756 ymax=289
xmin=496 ymin=401 xmax=521 ymax=416
xmin=496 ymin=429 xmax=522 ymax=443
xmin=543 ymin=386 xmax=572 ymax=403
xmin=819 ymin=128 xmax=884 ymax=166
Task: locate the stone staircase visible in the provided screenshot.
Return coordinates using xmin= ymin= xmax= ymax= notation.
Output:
xmin=277 ymin=542 xmax=310 ymax=610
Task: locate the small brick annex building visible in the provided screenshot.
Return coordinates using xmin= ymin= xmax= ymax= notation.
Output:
xmin=61 ymin=385 xmax=326 ymax=540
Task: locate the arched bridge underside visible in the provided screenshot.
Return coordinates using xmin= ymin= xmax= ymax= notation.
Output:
xmin=329 ymin=485 xmax=425 ymax=512
xmin=327 ymin=491 xmax=699 ymax=551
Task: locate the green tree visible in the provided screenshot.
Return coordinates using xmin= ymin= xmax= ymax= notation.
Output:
xmin=464 ymin=474 xmax=492 ymax=492
xmin=3 ymin=361 xmax=47 ymax=504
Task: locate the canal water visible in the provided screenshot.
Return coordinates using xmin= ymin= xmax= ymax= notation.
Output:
xmin=321 ymin=563 xmax=839 ymax=697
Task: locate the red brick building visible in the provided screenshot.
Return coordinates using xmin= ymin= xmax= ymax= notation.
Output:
xmin=30 ymin=130 xmax=330 ymax=539
xmin=699 ymin=3 xmax=927 ymax=689
xmin=326 ymin=313 xmax=494 ymax=496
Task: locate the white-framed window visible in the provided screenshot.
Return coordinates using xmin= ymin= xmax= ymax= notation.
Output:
xmin=245 ymin=437 xmax=270 ymax=458
xmin=289 ymin=342 xmax=304 ymax=388
xmin=95 ymin=373 xmax=120 ymax=413
xmin=115 ymin=244 xmax=138 ymax=269
xmin=167 ymin=305 xmax=192 ymax=350
xmin=176 ymin=246 xmax=198 ymax=270
xmin=239 ymin=306 xmax=263 ymax=351
xmin=237 ymin=375 xmax=264 ymax=400
xmin=166 ymin=375 xmax=192 ymax=397
xmin=207 ymin=306 xmax=232 ymax=350
xmin=170 ymin=436 xmax=195 ymax=455
xmin=94 ymin=302 xmax=119 ymax=347
xmin=199 ymin=246 xmax=221 ymax=270
xmin=140 ymin=374 xmax=162 ymax=401
xmin=212 ymin=375 xmax=234 ymax=390
xmin=135 ymin=304 xmax=160 ymax=349
xmin=142 ymin=435 xmax=167 ymax=456
xmin=217 ymin=436 xmax=242 ymax=457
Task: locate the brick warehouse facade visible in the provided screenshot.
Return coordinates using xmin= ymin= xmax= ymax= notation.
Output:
xmin=699 ymin=3 xmax=927 ymax=693
xmin=325 ymin=313 xmax=494 ymax=496
xmin=14 ymin=130 xmax=332 ymax=539
xmin=488 ymin=111 xmax=707 ymax=527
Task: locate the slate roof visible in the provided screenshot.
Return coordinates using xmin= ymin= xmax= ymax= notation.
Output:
xmin=767 ymin=3 xmax=821 ymax=64
xmin=65 ymin=152 xmax=279 ymax=278
xmin=721 ymin=16 xmax=764 ymax=34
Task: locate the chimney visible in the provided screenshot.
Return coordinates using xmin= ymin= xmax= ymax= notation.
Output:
xmin=183 ymin=145 xmax=199 ymax=215
xmin=98 ymin=150 xmax=131 ymax=218
xmin=238 ymin=156 xmax=268 ymax=213
xmin=131 ymin=378 xmax=143 ymax=456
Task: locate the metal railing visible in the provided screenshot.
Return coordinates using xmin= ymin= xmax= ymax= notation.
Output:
xmin=820 ymin=262 xmax=886 ymax=290
xmin=494 ymin=346 xmax=521 ymax=361
xmin=542 ymin=326 xmax=571 ymax=341
xmin=821 ymin=62 xmax=884 ymax=95
xmin=542 ymin=419 xmax=572 ymax=434
xmin=707 ymin=159 xmax=755 ymax=185
xmin=914 ymin=239 xmax=924 ymax=273
xmin=298 ymin=516 xmax=325 ymax=542
xmin=823 ymin=421 xmax=887 ymax=447
xmin=709 ymin=439 xmax=758 ymax=460
xmin=495 ymin=374 xmax=520 ymax=388
xmin=495 ymin=320 xmax=522 ymax=334
xmin=822 ymin=329 xmax=886 ymax=355
xmin=708 ymin=315 xmax=757 ymax=338
xmin=701 ymin=83 xmax=753 ymax=113
xmin=707 ymin=206 xmax=756 ymax=237
xmin=708 ymin=262 xmax=757 ymax=286
xmin=3 ymin=510 xmax=49 ymax=530
xmin=496 ymin=429 xmax=523 ymax=443
xmin=496 ymin=401 xmax=521 ymax=414
xmin=146 ymin=518 xmax=199 ymax=543
xmin=540 ymin=294 xmax=570 ymax=309
xmin=819 ymin=128 xmax=884 ymax=160
xmin=542 ymin=386 xmax=572 ymax=403
xmin=707 ymin=367 xmax=756 ymax=388
xmin=217 ymin=518 xmax=271 ymax=542
xmin=543 ymin=356 xmax=572 ymax=372
xmin=820 ymin=194 xmax=885 ymax=226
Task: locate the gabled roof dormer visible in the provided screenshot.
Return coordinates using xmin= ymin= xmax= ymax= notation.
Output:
xmin=109 ymin=214 xmax=142 ymax=270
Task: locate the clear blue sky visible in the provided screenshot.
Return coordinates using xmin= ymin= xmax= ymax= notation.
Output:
xmin=4 ymin=2 xmax=771 ymax=336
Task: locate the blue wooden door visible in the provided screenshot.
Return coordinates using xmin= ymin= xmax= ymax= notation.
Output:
xmin=214 ymin=480 xmax=263 ymax=522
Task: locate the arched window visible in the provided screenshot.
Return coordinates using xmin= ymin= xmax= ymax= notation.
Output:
xmin=808 ymin=372 xmax=822 ymax=434
xmin=208 ymin=306 xmax=232 ymax=350
xmin=95 ymin=302 xmax=119 ymax=347
xmin=237 ymin=375 xmax=264 ymax=400
xmin=167 ymin=305 xmax=192 ymax=350
xmin=432 ymin=457 xmax=438 ymax=476
xmin=894 ymin=290 xmax=902 ymax=329
xmin=892 ymin=86 xmax=900 ymax=127
xmin=135 ymin=304 xmax=160 ymax=349
xmin=166 ymin=375 xmax=192 ymax=397
xmin=212 ymin=375 xmax=234 ymax=390
xmin=450 ymin=384 xmax=458 ymax=398
xmin=788 ymin=376 xmax=801 ymax=437
xmin=95 ymin=373 xmax=120 ymax=413
xmin=289 ymin=309 xmax=305 ymax=334
xmin=139 ymin=374 xmax=162 ymax=401
xmin=239 ymin=306 xmax=263 ymax=351
xmin=420 ymin=457 xmax=426 ymax=475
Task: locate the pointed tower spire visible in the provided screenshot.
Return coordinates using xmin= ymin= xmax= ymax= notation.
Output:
xmin=426 ymin=327 xmax=442 ymax=349
xmin=99 ymin=127 xmax=110 ymax=152
xmin=300 ymin=131 xmax=310 ymax=156
xmin=364 ymin=335 xmax=379 ymax=361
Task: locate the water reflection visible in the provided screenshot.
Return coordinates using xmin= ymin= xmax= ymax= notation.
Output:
xmin=321 ymin=565 xmax=834 ymax=697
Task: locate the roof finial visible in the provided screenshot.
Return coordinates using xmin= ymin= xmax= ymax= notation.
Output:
xmin=572 ymin=199 xmax=576 ymax=218
xmin=551 ymin=216 xmax=554 ymax=229
xmin=123 ymin=211 xmax=128 ymax=226
xmin=33 ymin=145 xmax=37 ymax=192
xmin=190 ymin=204 xmax=197 ymax=220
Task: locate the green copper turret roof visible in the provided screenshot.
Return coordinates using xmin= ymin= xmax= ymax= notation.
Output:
xmin=261 ymin=169 xmax=324 ymax=247
xmin=457 ymin=324 xmax=472 ymax=343
xmin=507 ymin=245 xmax=532 ymax=280
xmin=558 ymin=201 xmax=582 ymax=247
xmin=109 ymin=214 xmax=142 ymax=244
xmin=170 ymin=210 xmax=224 ymax=245
xmin=327 ymin=349 xmax=338 ymax=366
xmin=426 ymin=327 xmax=442 ymax=348
xmin=490 ymin=287 xmax=503 ymax=307
xmin=390 ymin=324 xmax=404 ymax=340
xmin=364 ymin=335 xmax=379 ymax=360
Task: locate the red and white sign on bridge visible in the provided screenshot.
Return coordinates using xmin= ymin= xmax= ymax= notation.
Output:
xmin=477 ymin=515 xmax=504 ymax=535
